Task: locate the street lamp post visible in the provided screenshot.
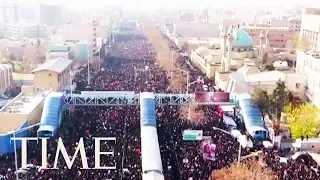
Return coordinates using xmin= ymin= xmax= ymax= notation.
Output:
xmin=212 ymin=126 xmax=247 ymax=180
xmin=87 ymin=51 xmax=91 ymax=86
xmin=8 ymin=123 xmax=41 ymax=180
xmin=171 ymin=51 xmax=174 ymax=79
xmin=87 ymin=47 xmax=101 ymax=86
xmin=211 ymin=127 xmax=242 ymax=163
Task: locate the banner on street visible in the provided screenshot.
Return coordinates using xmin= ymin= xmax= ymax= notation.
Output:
xmin=183 ymin=130 xmax=203 ymax=141
xmin=195 ymin=92 xmax=230 ymax=103
xmin=202 ymin=139 xmax=216 ymax=161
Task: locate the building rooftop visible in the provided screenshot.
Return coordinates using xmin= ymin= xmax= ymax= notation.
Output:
xmin=32 ymin=58 xmax=73 ymax=74
xmin=246 ymin=70 xmax=286 ymax=83
xmin=0 ymin=89 xmax=51 ymax=114
xmin=174 ymin=22 xmax=220 ymax=38
xmin=241 ymin=26 xmax=291 ymax=30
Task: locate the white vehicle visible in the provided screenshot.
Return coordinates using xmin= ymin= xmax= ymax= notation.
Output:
xmin=15 ymin=169 xmax=27 ymax=175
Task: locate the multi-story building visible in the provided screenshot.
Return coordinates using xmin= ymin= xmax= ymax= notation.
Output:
xmin=4 ymin=22 xmax=47 ymax=40
xmin=0 ymin=0 xmax=20 ymax=24
xmin=0 ymin=64 xmax=13 ymax=95
xmin=20 ymin=2 xmax=41 ymax=23
xmin=299 ymin=7 xmax=320 ymax=51
xmin=296 ymin=50 xmax=320 ymax=107
xmin=240 ymin=26 xmax=293 ymax=48
xmin=32 ymin=58 xmax=73 ymax=91
xmin=295 ymin=8 xmax=320 ymax=107
xmin=288 ymin=17 xmax=301 ymax=33
xmin=39 ymin=3 xmax=64 ymax=26
xmin=47 ymin=41 xmax=94 ymax=61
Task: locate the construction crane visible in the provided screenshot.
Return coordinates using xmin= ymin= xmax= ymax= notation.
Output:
xmin=0 ymin=4 xmax=19 ymax=23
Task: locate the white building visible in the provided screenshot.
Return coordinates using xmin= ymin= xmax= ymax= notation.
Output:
xmin=226 ymin=69 xmax=307 ymax=100
xmin=20 ymin=2 xmax=41 ymax=23
xmin=299 ymin=7 xmax=320 ymax=51
xmin=288 ymin=17 xmax=301 ymax=33
xmin=46 ymin=51 xmax=73 ymax=61
xmin=165 ymin=21 xmax=221 ymax=47
xmin=0 ymin=64 xmax=13 ymax=95
xmin=0 ymin=0 xmax=20 ymax=24
xmin=4 ymin=22 xmax=47 ymax=40
xmin=296 ymin=50 xmax=320 ymax=107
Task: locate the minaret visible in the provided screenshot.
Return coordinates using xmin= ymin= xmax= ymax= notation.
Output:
xmin=259 ymin=30 xmax=265 ymax=61
xmin=220 ymin=28 xmax=228 ymax=71
xmin=226 ymin=27 xmax=234 ymax=72
xmin=220 ymin=28 xmax=227 ymax=58
xmin=265 ymin=30 xmax=270 ymax=47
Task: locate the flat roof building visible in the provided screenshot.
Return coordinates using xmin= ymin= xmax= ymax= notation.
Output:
xmin=300 ymin=7 xmax=320 ymax=51
xmin=240 ymin=26 xmax=294 ymax=48
xmin=0 ymin=86 xmax=51 ymax=154
xmin=4 ymin=22 xmax=47 ymax=40
xmin=0 ymin=86 xmax=51 ymax=132
xmin=32 ymin=58 xmax=73 ymax=91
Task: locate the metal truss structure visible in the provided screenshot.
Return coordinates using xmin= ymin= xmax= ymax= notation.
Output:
xmin=155 ymin=94 xmax=193 ymax=105
xmin=63 ymin=93 xmax=194 ymax=106
xmin=64 ymin=94 xmax=139 ymax=106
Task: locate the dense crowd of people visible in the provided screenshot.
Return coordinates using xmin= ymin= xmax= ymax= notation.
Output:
xmin=0 ymin=20 xmax=319 ymax=180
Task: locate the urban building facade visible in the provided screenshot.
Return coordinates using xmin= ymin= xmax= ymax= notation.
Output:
xmin=299 ymin=7 xmax=320 ymax=51
xmin=32 ymin=58 xmax=73 ymax=91
xmin=47 ymin=42 xmax=92 ymax=61
xmin=0 ymin=0 xmax=20 ymax=24
xmin=20 ymin=2 xmax=41 ymax=23
xmin=4 ymin=22 xmax=47 ymax=40
xmin=0 ymin=64 xmax=13 ymax=95
xmin=46 ymin=50 xmax=73 ymax=61
xmin=40 ymin=3 xmax=63 ymax=26
xmin=296 ymin=50 xmax=320 ymax=107
xmin=288 ymin=17 xmax=301 ymax=32
xmin=240 ymin=26 xmax=293 ymax=48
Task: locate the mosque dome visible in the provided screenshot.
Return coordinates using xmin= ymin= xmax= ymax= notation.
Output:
xmin=237 ymin=63 xmax=260 ymax=76
xmin=204 ymin=53 xmax=221 ymax=64
xmin=232 ymin=29 xmax=254 ymax=48
xmin=195 ymin=46 xmax=210 ymax=56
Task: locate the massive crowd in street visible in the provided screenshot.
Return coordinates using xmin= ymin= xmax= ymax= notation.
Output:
xmin=0 ymin=20 xmax=319 ymax=180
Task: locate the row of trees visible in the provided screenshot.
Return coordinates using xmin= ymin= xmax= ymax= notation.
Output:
xmin=251 ymin=80 xmax=320 ymax=139
xmin=284 ymin=102 xmax=320 ymax=139
xmin=211 ymin=160 xmax=275 ymax=180
xmin=251 ymin=80 xmax=290 ymax=122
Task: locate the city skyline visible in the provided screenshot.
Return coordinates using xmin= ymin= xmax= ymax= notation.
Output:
xmin=9 ymin=0 xmax=320 ymax=9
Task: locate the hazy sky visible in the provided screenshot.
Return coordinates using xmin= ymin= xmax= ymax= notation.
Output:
xmin=18 ymin=0 xmax=319 ymax=9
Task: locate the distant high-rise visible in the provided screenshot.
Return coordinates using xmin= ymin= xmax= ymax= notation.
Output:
xmin=0 ymin=0 xmax=20 ymax=24
xmin=20 ymin=2 xmax=40 ymax=23
xmin=40 ymin=3 xmax=63 ymax=26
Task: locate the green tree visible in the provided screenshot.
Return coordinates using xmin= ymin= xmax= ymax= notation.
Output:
xmin=251 ymin=87 xmax=270 ymax=121
xmin=292 ymin=33 xmax=300 ymax=49
xmin=14 ymin=63 xmax=22 ymax=72
xmin=290 ymin=33 xmax=311 ymax=51
xmin=269 ymin=80 xmax=290 ymax=119
xmin=285 ymin=103 xmax=320 ymax=139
